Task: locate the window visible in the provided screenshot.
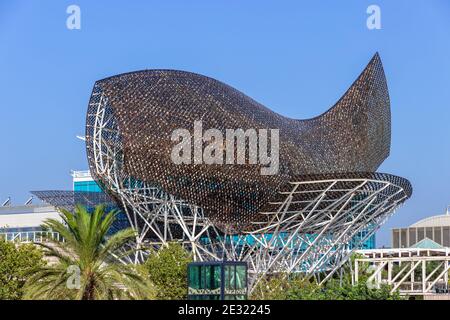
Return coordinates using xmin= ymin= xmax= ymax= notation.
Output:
xmin=417 ymin=228 xmax=425 ymax=242
xmin=409 ymin=228 xmax=416 ymax=246
xmin=188 ymin=262 xmax=247 ymax=300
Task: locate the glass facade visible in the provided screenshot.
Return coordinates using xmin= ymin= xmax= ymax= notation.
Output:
xmin=349 ymin=229 xmax=376 ymax=250
xmin=74 ymin=180 xmax=103 ymax=193
xmin=188 ymin=261 xmax=247 ymax=300
xmin=72 ymin=173 xmax=130 ymax=232
xmin=354 ymin=231 xmax=376 ymax=249
xmin=0 ymin=226 xmax=42 ymax=233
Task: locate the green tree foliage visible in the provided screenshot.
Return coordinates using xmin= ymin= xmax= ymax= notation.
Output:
xmin=23 ymin=204 xmax=155 ymax=300
xmin=142 ymin=243 xmax=192 ymax=300
xmin=251 ymin=274 xmax=322 ymax=300
xmin=323 ymin=278 xmax=402 ymax=300
xmin=0 ymin=241 xmax=45 ymax=300
xmin=251 ymin=274 xmax=403 ymax=300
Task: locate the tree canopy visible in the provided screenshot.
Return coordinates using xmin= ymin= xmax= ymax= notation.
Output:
xmin=142 ymin=242 xmax=192 ymax=300
xmin=0 ymin=241 xmax=45 ymax=300
xmin=23 ymin=204 xmax=155 ymax=300
xmin=251 ymin=273 xmax=403 ymax=300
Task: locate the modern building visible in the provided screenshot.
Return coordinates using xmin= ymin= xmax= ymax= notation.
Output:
xmin=0 ymin=171 xmax=123 ymax=243
xmin=350 ymin=228 xmax=376 ymax=250
xmin=32 ymin=171 xmax=129 ymax=234
xmin=0 ymin=199 xmax=62 ymax=242
xmin=33 ymin=53 xmax=412 ymax=291
xmin=0 ymin=203 xmax=60 ymax=233
xmin=392 ymin=207 xmax=450 ymax=248
xmin=72 ymin=170 xmax=103 ymax=193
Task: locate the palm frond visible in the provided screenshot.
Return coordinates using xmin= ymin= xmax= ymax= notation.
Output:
xmin=23 ymin=204 xmax=154 ymax=300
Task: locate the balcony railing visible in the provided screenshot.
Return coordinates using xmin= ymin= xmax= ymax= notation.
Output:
xmin=0 ymin=231 xmax=63 ymax=243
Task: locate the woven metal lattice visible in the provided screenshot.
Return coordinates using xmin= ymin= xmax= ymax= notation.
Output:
xmin=85 ymin=53 xmax=405 ymax=233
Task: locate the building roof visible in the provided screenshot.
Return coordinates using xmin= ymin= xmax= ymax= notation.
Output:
xmin=410 ymin=237 xmax=443 ymax=249
xmin=410 ymin=214 xmax=450 ymax=228
xmin=0 ymin=204 xmax=61 ymax=229
xmin=31 ymin=190 xmax=116 ymax=212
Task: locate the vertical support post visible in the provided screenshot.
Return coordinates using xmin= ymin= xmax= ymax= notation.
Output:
xmin=422 ymin=260 xmax=426 ymax=294
xmin=445 ymin=260 xmax=449 ymax=292
xmin=377 ymin=262 xmax=382 ymax=289
xmin=388 ymin=261 xmax=392 ymax=285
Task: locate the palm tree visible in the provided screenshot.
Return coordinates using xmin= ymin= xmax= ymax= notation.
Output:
xmin=24 ymin=204 xmax=155 ymax=300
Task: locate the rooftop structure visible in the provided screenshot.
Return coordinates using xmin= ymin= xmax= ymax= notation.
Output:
xmin=0 ymin=201 xmax=62 ymax=243
xmin=0 ymin=203 xmax=60 ymax=232
xmin=410 ymin=238 xmax=443 ymax=249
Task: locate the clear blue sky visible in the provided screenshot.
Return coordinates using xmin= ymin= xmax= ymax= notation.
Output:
xmin=1 ymin=1 xmax=449 ymax=246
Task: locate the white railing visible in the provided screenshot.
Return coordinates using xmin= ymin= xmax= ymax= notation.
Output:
xmin=0 ymin=231 xmax=63 ymax=243
xmin=71 ymin=170 xmax=92 ymax=179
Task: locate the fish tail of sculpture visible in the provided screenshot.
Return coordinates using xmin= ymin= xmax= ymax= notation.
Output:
xmin=302 ymin=53 xmax=391 ymax=172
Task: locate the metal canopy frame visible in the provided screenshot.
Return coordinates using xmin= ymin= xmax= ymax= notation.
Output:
xmin=108 ymin=175 xmax=408 ymax=292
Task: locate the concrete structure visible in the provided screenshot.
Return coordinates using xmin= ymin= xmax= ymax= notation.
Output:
xmin=0 ymin=171 xmax=106 ymax=243
xmin=0 ymin=203 xmax=60 ymax=232
xmin=72 ymin=170 xmax=102 ymax=193
xmin=392 ymin=207 xmax=450 ymax=248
